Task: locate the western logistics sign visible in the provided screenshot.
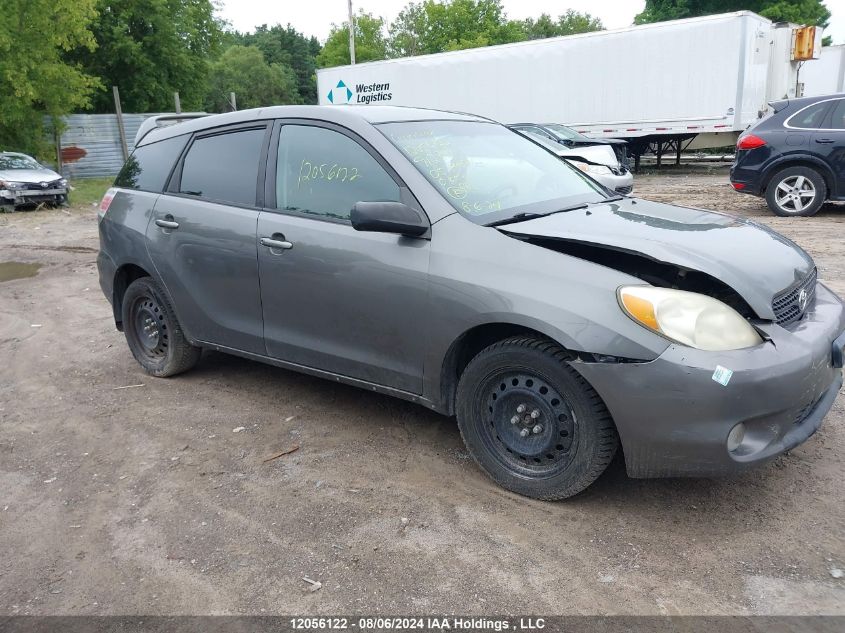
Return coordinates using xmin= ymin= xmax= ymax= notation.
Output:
xmin=327 ymin=80 xmax=393 ymax=105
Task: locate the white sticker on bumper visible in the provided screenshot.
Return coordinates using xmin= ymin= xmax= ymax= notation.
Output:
xmin=712 ymin=365 xmax=733 ymax=386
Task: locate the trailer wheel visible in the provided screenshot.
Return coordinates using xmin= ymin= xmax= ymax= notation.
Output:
xmin=765 ymin=166 xmax=826 ymax=217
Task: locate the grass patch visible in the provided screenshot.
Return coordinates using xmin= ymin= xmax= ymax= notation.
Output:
xmin=68 ymin=177 xmax=113 ymax=208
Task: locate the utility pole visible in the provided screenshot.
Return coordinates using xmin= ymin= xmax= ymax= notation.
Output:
xmin=348 ymin=0 xmax=356 ymax=65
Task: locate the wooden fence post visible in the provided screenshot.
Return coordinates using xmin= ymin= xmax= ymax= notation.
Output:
xmin=113 ymin=86 xmax=129 ymax=161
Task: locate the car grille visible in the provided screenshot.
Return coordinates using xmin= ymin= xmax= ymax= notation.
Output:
xmin=615 ymin=185 xmax=633 ymax=195
xmin=772 ymin=268 xmax=817 ymax=326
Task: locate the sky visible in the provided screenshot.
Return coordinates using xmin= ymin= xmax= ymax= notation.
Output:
xmin=217 ymin=0 xmax=844 ymax=45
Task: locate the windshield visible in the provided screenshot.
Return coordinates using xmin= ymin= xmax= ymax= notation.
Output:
xmin=544 ymin=124 xmax=590 ymax=141
xmin=0 ymin=154 xmax=41 ymax=170
xmin=379 ymin=120 xmax=607 ymax=224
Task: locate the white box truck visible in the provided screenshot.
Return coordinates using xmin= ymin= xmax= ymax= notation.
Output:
xmin=317 ymin=11 xmax=823 ymax=166
xmin=802 ymin=44 xmax=845 ymax=97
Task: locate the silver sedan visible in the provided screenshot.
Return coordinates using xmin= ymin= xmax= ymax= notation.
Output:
xmin=0 ymin=152 xmax=68 ymax=211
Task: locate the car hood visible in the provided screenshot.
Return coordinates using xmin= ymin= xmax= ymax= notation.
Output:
xmin=555 ymin=144 xmax=619 ymax=168
xmin=500 ymin=199 xmax=814 ymax=320
xmin=0 ymin=168 xmax=62 ymax=184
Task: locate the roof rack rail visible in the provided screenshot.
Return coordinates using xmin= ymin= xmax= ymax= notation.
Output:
xmin=134 ymin=113 xmax=208 ymax=146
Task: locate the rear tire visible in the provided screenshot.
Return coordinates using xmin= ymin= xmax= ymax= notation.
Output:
xmin=765 ymin=166 xmax=826 ymax=217
xmin=121 ymin=277 xmax=201 ymax=377
xmin=455 ymin=336 xmax=618 ymax=500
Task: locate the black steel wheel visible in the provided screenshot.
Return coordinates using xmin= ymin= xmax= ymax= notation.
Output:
xmin=456 ymin=336 xmax=618 ymax=500
xmin=481 ymin=371 xmax=577 ymax=477
xmin=121 ymin=277 xmax=201 ymax=377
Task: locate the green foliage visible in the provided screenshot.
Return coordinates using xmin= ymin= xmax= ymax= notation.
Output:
xmin=317 ymin=12 xmax=389 ymax=68
xmin=204 ymin=45 xmax=300 ymax=112
xmin=388 ymin=0 xmax=523 ymax=57
xmin=230 ymin=24 xmax=321 ymax=103
xmin=634 ymin=1 xmax=831 ymax=32
xmin=69 ymin=177 xmax=114 ymax=208
xmin=520 ymin=10 xmax=604 ymax=40
xmin=67 ymin=0 xmax=223 ymax=113
xmin=0 ymin=0 xmax=100 ymax=157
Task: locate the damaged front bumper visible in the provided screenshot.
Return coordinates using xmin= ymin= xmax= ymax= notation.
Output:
xmin=573 ymin=282 xmax=845 ymax=478
xmin=1 ymin=187 xmax=68 ymax=208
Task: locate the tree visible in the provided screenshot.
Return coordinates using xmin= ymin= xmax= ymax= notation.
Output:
xmin=520 ymin=10 xmax=604 ymax=40
xmin=0 ymin=0 xmax=100 ymax=157
xmin=67 ymin=0 xmax=223 ymax=113
xmin=317 ymin=11 xmax=388 ymax=68
xmin=231 ymin=24 xmax=321 ymax=103
xmin=388 ymin=0 xmax=523 ymax=57
xmin=204 ymin=45 xmax=300 ymax=112
xmin=635 ymin=1 xmax=831 ymax=43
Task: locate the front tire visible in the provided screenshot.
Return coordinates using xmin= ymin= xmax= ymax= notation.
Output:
xmin=456 ymin=336 xmax=618 ymax=500
xmin=121 ymin=277 xmax=201 ymax=377
xmin=765 ymin=166 xmax=826 ymax=217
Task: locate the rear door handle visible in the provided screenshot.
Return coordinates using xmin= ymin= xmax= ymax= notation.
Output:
xmin=815 ymin=138 xmax=835 ymax=144
xmin=260 ymin=237 xmax=293 ymax=250
xmin=155 ymin=219 xmax=180 ymax=229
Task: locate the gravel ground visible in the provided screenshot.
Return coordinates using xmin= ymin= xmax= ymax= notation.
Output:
xmin=1 ymin=167 xmax=844 ymax=616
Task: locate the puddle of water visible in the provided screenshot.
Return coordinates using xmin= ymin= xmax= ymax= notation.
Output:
xmin=0 ymin=261 xmax=42 ymax=282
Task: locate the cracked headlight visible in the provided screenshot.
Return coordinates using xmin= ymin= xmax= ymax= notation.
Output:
xmin=618 ymin=286 xmax=763 ymax=351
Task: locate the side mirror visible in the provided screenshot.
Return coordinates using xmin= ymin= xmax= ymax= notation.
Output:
xmin=350 ymin=201 xmax=428 ymax=237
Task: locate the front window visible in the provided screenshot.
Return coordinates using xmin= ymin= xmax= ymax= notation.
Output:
xmin=0 ymin=154 xmax=41 ymax=170
xmin=276 ymin=125 xmax=400 ymax=221
xmin=379 ymin=120 xmax=607 ymax=224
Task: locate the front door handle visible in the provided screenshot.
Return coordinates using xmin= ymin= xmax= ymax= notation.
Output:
xmin=155 ymin=218 xmax=180 ymax=229
xmin=260 ymin=236 xmax=293 ymax=250
xmin=815 ymin=138 xmax=835 ymax=144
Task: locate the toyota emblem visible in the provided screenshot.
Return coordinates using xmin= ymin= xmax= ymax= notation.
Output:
xmin=798 ymin=288 xmax=808 ymax=312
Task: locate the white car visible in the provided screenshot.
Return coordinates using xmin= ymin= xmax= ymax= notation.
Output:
xmin=512 ymin=129 xmax=634 ymax=195
xmin=0 ymin=152 xmax=68 ymax=211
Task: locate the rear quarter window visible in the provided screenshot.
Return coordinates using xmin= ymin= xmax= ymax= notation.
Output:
xmin=114 ymin=135 xmax=188 ymax=192
xmin=786 ymin=102 xmax=831 ymax=130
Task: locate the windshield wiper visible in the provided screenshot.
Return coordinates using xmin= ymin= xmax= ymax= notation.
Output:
xmin=485 ymin=212 xmax=545 ymax=227
xmin=485 ymin=203 xmax=589 ymax=227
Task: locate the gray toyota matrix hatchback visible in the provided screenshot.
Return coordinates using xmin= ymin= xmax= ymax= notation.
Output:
xmin=97 ymin=106 xmax=845 ymax=500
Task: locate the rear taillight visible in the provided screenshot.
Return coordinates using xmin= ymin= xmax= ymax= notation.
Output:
xmin=737 ymin=134 xmax=767 ymax=150
xmin=731 ymin=182 xmax=746 ymax=190
xmin=99 ymin=188 xmax=117 ymax=213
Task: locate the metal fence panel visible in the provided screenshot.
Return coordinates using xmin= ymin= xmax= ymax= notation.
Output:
xmin=53 ymin=113 xmax=159 ymax=180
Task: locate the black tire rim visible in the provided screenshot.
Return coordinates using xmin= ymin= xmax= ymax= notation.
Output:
xmin=129 ymin=294 xmax=169 ymax=360
xmin=479 ymin=370 xmax=577 ymax=478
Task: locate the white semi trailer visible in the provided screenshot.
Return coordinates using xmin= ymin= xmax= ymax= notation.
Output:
xmin=317 ymin=11 xmax=824 ymax=167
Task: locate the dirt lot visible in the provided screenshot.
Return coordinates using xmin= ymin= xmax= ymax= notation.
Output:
xmin=1 ymin=167 xmax=844 ymax=616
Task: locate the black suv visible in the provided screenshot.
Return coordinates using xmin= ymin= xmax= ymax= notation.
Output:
xmin=730 ymin=93 xmax=845 ymax=217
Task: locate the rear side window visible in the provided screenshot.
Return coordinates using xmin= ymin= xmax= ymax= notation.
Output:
xmin=275 ymin=125 xmax=400 ymax=221
xmin=787 ymin=102 xmax=831 ymax=129
xmin=114 ymin=135 xmax=187 ymax=191
xmin=179 ymin=128 xmax=266 ymax=206
xmin=829 ymin=99 xmax=845 ymax=130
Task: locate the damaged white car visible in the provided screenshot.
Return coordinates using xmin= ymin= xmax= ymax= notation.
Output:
xmin=0 ymin=152 xmax=68 ymax=211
